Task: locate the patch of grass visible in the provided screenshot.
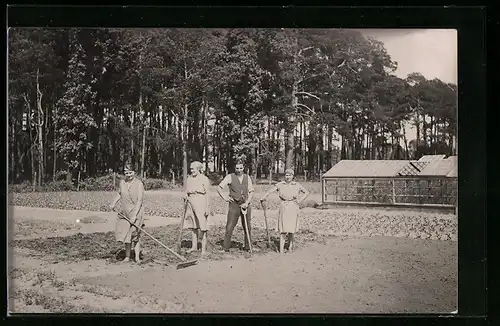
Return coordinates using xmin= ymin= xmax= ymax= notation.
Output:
xmin=78 ymin=215 xmax=107 ymax=224
xmin=10 ymin=218 xmax=82 ymax=239
xmin=32 ymin=270 xmax=57 ymax=286
xmin=12 ymin=288 xmax=100 ymax=313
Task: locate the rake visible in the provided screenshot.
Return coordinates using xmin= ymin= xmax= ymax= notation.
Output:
xmin=114 ymin=210 xmax=198 ymax=270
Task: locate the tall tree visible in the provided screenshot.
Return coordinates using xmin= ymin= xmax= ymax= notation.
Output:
xmin=54 ymin=29 xmax=97 ymax=180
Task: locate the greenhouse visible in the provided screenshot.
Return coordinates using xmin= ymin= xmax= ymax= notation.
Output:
xmin=321 ymin=155 xmax=458 ymax=210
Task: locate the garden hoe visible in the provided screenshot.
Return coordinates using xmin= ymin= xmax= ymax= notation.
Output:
xmin=114 ymin=210 xmax=198 ymax=270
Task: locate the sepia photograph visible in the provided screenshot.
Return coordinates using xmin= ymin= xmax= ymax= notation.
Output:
xmin=7 ymin=27 xmax=458 ymax=314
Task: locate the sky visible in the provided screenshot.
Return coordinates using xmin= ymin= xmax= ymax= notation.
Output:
xmin=356 ymin=29 xmax=457 ymax=84
xmin=353 ymin=29 xmax=458 ymax=144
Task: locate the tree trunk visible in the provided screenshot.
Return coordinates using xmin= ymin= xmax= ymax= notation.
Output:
xmin=140 ymin=94 xmax=146 ymax=179
xmin=36 ymin=69 xmax=44 ymax=186
xmin=9 ymin=123 xmax=14 ymax=182
xmin=182 ymin=103 xmax=188 ymax=187
xmin=203 ymin=103 xmax=209 ymax=172
xmin=52 ymin=105 xmax=58 ymax=181
xmin=308 ymin=122 xmax=316 ymax=175
xmin=131 ymin=109 xmax=135 ymax=168
xmin=402 ymin=122 xmax=409 ymax=160
xmin=286 ymin=81 xmax=298 ymax=170
xmin=327 ymin=125 xmax=333 ymax=169
xmin=140 ymin=118 xmax=147 ymax=179
xmin=23 ymin=94 xmax=35 ymax=187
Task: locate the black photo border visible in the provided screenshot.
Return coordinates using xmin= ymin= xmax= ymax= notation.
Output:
xmin=3 ymin=4 xmax=491 ymax=326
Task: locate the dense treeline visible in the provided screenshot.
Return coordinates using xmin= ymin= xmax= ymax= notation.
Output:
xmin=8 ymin=28 xmax=457 ymax=187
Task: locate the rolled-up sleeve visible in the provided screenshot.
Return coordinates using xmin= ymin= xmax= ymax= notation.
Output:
xmin=218 ymin=174 xmax=231 ymax=189
xmin=247 ymin=176 xmax=255 ymax=193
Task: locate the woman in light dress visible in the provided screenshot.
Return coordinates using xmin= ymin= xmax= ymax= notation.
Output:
xmin=260 ymin=169 xmax=310 ymax=254
xmin=183 ymin=161 xmax=211 ymax=256
xmin=109 ymin=165 xmax=145 ymax=264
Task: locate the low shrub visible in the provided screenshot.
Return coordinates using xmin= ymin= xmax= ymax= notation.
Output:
xmin=9 ymin=180 xmax=76 ymax=193
xmin=207 ymin=172 xmax=224 ymax=186
xmin=43 ymin=180 xmax=76 ymax=192
xmin=8 ymin=181 xmax=34 ymax=193
xmin=78 ymin=175 xmax=117 ymax=191
xmin=143 ymin=178 xmax=174 ymax=190
xmin=54 ymin=170 xmax=70 ymax=181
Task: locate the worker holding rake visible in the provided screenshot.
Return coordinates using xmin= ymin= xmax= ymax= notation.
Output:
xmin=259 ymin=169 xmax=310 ymax=254
xmin=109 ymin=164 xmax=145 ymax=264
xmin=217 ymin=161 xmax=255 ymax=252
xmin=182 ymin=161 xmax=211 ymax=257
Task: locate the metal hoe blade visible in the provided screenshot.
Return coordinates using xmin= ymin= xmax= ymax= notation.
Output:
xmin=176 ymin=259 xmax=198 ymax=269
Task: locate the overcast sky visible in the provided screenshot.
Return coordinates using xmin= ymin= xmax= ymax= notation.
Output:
xmin=357 ymin=29 xmax=457 ymax=84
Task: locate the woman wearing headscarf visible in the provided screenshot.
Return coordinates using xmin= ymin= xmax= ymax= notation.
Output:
xmin=183 ymin=161 xmax=211 ymax=256
xmin=259 ymin=168 xmax=310 ymax=254
xmin=109 ymin=165 xmax=145 ymax=263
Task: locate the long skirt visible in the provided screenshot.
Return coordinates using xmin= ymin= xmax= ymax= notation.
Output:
xmin=183 ymin=194 xmax=209 ymax=231
xmin=277 ymin=200 xmax=299 ymax=234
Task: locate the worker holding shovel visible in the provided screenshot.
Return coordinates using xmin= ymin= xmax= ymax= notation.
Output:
xmin=217 ymin=161 xmax=254 ymax=253
xmin=109 ymin=164 xmax=145 ymax=264
xmin=259 ymin=169 xmax=310 ymax=254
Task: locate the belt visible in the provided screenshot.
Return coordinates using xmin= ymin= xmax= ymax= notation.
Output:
xmin=187 ymin=192 xmax=205 ymax=196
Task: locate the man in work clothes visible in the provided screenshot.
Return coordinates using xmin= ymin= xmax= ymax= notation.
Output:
xmin=217 ymin=162 xmax=255 ymax=252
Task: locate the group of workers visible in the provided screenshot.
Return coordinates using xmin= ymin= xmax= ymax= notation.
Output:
xmin=109 ymin=160 xmax=310 ymax=264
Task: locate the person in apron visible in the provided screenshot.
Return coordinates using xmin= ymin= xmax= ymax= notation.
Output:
xmin=259 ymin=169 xmax=310 ymax=254
xmin=216 ymin=161 xmax=255 ymax=252
xmin=109 ymin=165 xmax=145 ymax=263
xmin=183 ymin=161 xmax=211 ymax=256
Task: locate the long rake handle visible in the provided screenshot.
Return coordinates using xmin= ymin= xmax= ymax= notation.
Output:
xmin=177 ymin=200 xmax=189 ymax=253
xmin=115 ymin=211 xmax=188 ymax=262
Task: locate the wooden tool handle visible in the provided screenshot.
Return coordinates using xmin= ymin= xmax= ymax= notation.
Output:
xmin=114 ymin=210 xmax=188 ymax=262
xmin=177 ymin=199 xmax=189 ymax=253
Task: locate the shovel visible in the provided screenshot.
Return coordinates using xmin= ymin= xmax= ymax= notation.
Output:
xmin=260 ymin=199 xmax=277 ymax=252
xmin=114 ymin=210 xmax=198 ymax=270
xmin=240 ymin=206 xmax=253 ymax=255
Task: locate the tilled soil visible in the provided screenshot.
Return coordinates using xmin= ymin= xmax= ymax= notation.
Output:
xmin=255 ymin=208 xmax=457 ymax=241
xmin=11 ymin=225 xmax=333 ymax=265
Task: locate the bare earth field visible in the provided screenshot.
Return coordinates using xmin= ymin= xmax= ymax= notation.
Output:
xmin=8 ymin=189 xmax=458 ymax=314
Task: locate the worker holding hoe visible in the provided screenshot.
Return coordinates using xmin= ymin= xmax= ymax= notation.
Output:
xmin=217 ymin=160 xmax=255 ymax=252
xmin=259 ymin=169 xmax=310 ymax=254
xmin=109 ymin=164 xmax=145 ymax=264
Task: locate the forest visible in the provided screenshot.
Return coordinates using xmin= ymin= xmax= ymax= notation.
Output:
xmin=8 ymin=28 xmax=457 ymax=187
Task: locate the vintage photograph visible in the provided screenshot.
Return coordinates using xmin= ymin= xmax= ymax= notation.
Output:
xmin=7 ymin=28 xmax=458 ymax=314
